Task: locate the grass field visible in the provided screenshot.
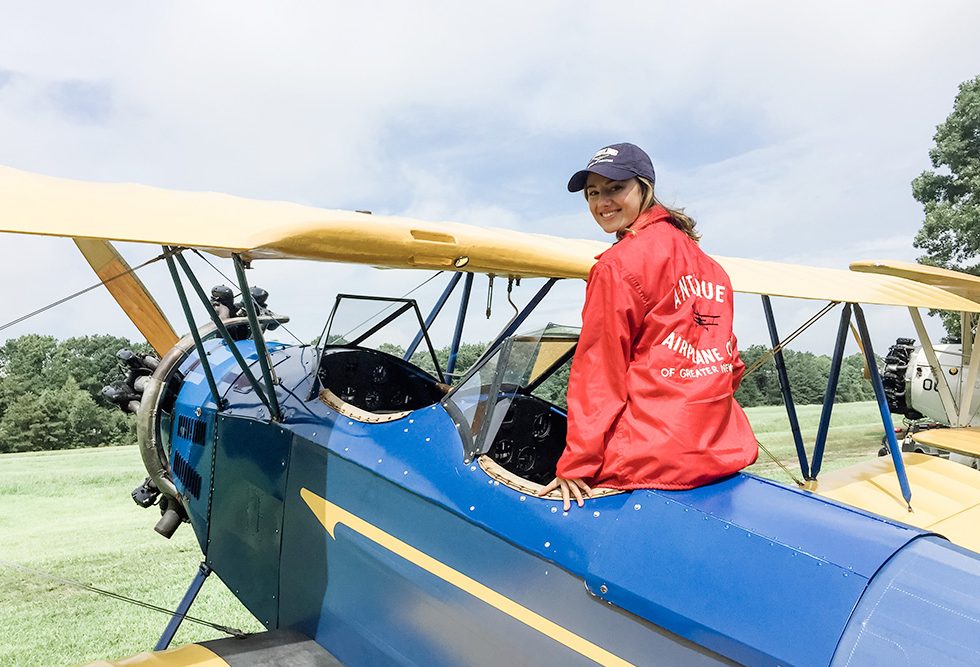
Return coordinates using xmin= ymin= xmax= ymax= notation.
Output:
xmin=0 ymin=401 xmax=885 ymax=666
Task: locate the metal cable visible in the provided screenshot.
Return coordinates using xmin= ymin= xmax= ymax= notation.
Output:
xmin=0 ymin=559 xmax=245 ymax=638
xmin=755 ymin=440 xmax=805 ymax=487
xmin=0 ymin=249 xmax=176 ymax=334
xmin=190 ymin=249 xmax=306 ymax=346
xmin=743 ymin=301 xmax=839 ymax=378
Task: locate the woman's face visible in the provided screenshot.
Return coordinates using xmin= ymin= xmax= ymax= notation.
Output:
xmin=584 ymin=173 xmax=644 ymax=234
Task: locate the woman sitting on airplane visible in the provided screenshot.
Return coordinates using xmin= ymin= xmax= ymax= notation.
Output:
xmin=539 ymin=143 xmax=758 ymax=510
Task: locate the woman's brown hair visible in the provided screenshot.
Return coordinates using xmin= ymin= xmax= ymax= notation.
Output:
xmin=637 ymin=177 xmax=701 ymax=242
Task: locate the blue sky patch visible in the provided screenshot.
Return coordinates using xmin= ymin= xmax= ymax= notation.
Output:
xmin=45 ymin=79 xmax=113 ymax=125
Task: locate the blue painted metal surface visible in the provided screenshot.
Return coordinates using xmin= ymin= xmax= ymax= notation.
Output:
xmin=171 ymin=338 xmax=287 ymax=551
xmin=811 ymin=304 xmax=852 ymax=478
xmin=206 ymin=413 xmax=290 ymax=628
xmin=832 ymin=536 xmax=980 ymax=666
xmin=168 ymin=340 xmax=980 ymax=666
xmin=155 ymin=562 xmax=212 ymax=651
xmin=761 ymin=294 xmax=810 ymax=479
xmin=273 ymin=366 xmax=914 ymax=665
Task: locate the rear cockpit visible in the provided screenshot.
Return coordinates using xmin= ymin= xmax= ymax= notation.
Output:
xmin=443 ymin=324 xmax=579 ymax=486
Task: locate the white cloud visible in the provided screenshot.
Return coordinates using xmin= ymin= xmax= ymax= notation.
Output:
xmin=1 ymin=1 xmax=978 ymax=353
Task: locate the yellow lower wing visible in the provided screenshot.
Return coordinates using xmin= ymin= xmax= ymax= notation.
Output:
xmin=82 ymin=644 xmax=226 ymax=667
xmin=911 ymin=427 xmax=980 ymax=457
xmin=809 ymin=453 xmax=980 ymax=553
xmin=73 ymin=238 xmax=178 ymax=355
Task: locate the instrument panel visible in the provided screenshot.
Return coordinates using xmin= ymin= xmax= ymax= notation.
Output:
xmin=318 ymin=346 xmax=445 ymax=414
xmin=486 ymin=393 xmax=567 ymax=485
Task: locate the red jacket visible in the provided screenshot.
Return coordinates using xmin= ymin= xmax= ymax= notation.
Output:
xmin=556 ymin=206 xmax=758 ymax=490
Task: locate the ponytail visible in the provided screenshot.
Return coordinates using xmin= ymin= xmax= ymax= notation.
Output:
xmin=636 ymin=177 xmax=701 ymax=243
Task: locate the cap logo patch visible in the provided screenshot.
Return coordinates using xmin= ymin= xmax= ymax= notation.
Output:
xmin=588 ymin=147 xmax=619 ymax=167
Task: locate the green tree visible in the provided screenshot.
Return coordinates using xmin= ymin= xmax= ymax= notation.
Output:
xmin=0 ymin=334 xmax=60 ymax=418
xmin=912 ymin=74 xmax=980 ymax=338
xmin=50 ymin=335 xmax=152 ymax=399
xmin=0 ymin=335 xmax=142 ymax=452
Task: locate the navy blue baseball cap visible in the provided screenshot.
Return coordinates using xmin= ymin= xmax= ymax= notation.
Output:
xmin=567 ymin=142 xmax=656 ymax=192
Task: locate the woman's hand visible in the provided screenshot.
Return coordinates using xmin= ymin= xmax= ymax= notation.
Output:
xmin=538 ymin=476 xmax=593 ymax=511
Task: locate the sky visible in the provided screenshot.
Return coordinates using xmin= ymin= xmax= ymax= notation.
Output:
xmin=1 ymin=2 xmax=979 ymax=356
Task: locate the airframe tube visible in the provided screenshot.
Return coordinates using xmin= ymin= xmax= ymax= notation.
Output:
xmin=137 ymin=317 xmax=287 ymax=509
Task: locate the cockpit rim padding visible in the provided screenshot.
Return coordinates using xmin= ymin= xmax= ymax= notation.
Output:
xmin=318 ymin=387 xmax=412 ymax=424
xmin=478 ymin=455 xmax=624 ymax=500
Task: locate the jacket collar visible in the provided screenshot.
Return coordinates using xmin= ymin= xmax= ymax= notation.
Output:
xmin=615 ymin=205 xmax=671 ymax=240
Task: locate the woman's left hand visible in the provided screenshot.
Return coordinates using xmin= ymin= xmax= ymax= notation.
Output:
xmin=538 ymin=476 xmax=593 ymax=511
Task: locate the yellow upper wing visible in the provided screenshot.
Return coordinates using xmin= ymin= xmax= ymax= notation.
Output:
xmin=851 ymin=259 xmax=980 ymax=302
xmin=0 ymin=165 xmax=600 ymax=279
xmin=3 ymin=165 xmax=980 ymax=311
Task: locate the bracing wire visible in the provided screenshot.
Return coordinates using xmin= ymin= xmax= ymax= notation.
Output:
xmin=190 ymin=249 xmax=307 ymax=346
xmin=756 ymin=440 xmax=805 ymax=487
xmin=333 ymin=271 xmax=445 ymax=343
xmin=743 ymin=301 xmax=840 ymax=378
xmin=741 ymin=301 xmax=840 ymax=487
xmin=0 ymin=249 xmax=177 ymax=335
xmin=0 ymin=559 xmax=245 ymax=638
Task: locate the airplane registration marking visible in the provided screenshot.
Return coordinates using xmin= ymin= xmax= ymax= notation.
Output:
xmin=300 ymin=488 xmax=634 ymax=667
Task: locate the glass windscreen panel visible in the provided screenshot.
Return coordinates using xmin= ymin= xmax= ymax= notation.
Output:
xmin=319 ymin=294 xmax=443 ymax=382
xmin=445 ymin=323 xmax=579 ymax=462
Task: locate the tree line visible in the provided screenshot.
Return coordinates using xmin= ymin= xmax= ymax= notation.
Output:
xmin=385 ymin=340 xmax=877 ymax=409
xmin=0 ymin=334 xmax=878 ymax=453
xmin=0 ymin=334 xmax=149 ymax=453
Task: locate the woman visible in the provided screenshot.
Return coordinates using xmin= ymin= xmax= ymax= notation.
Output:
xmin=540 ymin=143 xmax=757 ymax=511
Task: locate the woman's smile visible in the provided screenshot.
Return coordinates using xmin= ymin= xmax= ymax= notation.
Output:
xmin=585 ymin=173 xmax=643 ymax=234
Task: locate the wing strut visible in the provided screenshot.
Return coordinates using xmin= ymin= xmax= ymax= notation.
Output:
xmin=810 ymin=304 xmax=853 ymax=478
xmin=761 ymin=295 xmax=811 ymax=479
xmin=164 ymin=251 xmax=225 ymax=410
xmin=447 ymin=273 xmax=475 ymax=377
xmin=233 ymin=254 xmax=282 ymax=422
xmin=168 ymin=248 xmax=280 ymax=420
xmin=73 ymin=239 xmax=179 ymax=354
xmin=405 ymin=272 xmax=462 ymax=361
xmin=909 ymin=307 xmax=960 ymax=424
xmin=854 ymin=304 xmax=913 ymax=510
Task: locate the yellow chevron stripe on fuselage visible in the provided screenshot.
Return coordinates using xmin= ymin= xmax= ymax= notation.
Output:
xmin=300 ymin=488 xmax=633 ymax=667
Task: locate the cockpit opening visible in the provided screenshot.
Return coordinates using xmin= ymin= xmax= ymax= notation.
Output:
xmin=444 ymin=324 xmax=580 ymax=485
xmin=314 ymin=293 xmax=449 ymax=421
xmin=317 ymin=346 xmax=447 ymax=421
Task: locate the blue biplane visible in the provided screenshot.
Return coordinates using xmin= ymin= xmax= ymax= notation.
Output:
xmin=2 ymin=166 xmax=980 ymax=666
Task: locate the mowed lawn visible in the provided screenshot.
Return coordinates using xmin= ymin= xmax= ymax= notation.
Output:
xmin=0 ymin=401 xmax=886 ymax=666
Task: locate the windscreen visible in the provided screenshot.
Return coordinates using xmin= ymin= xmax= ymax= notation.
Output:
xmin=444 ymin=324 xmax=578 ymax=461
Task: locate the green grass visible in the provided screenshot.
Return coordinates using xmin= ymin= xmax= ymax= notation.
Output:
xmin=0 ymin=447 xmax=263 ymax=667
xmin=0 ymin=401 xmax=887 ymax=666
xmin=744 ymin=400 xmax=885 ymax=481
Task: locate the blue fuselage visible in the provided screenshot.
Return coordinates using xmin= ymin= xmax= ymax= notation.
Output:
xmin=165 ymin=340 xmax=980 ymax=666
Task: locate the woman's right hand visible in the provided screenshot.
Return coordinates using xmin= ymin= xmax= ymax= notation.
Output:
xmin=538 ymin=476 xmax=593 ymax=512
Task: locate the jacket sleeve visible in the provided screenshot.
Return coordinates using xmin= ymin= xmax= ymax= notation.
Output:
xmin=557 ymin=262 xmax=648 ymax=481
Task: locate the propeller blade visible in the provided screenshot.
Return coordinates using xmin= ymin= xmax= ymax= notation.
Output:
xmin=849 ymin=321 xmax=871 ymax=379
